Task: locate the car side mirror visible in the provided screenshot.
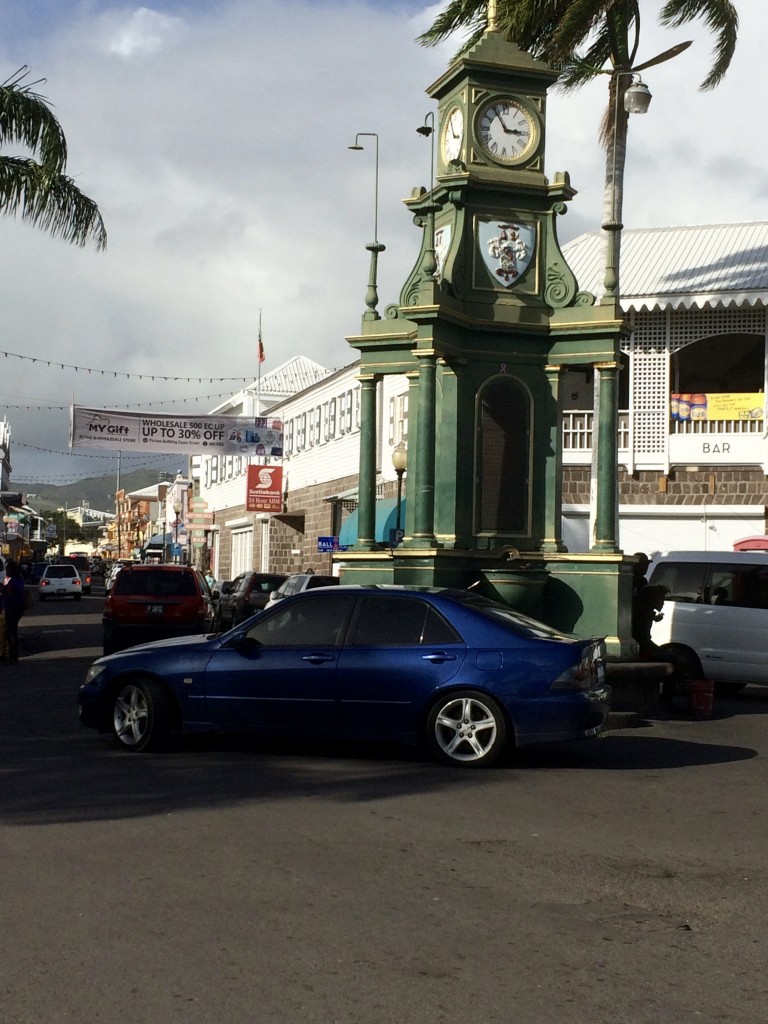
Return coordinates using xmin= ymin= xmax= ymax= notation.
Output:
xmin=211 ymin=588 xmax=220 ymax=600
xmin=225 ymin=631 xmax=261 ymax=651
xmin=269 ymin=591 xmax=279 ymax=601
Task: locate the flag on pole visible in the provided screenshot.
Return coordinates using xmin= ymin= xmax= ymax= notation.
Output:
xmin=257 ymin=310 xmax=265 ymax=365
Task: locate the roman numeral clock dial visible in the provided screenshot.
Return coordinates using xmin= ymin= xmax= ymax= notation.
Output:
xmin=476 ymin=97 xmax=538 ymax=165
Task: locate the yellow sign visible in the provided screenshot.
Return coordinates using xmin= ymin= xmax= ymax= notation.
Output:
xmin=671 ymin=393 xmax=764 ymax=421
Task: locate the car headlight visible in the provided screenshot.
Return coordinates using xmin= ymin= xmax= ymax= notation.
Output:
xmin=85 ymin=663 xmax=109 ymax=686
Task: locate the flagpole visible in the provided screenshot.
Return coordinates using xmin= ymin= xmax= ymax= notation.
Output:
xmin=257 ymin=308 xmax=262 ymax=415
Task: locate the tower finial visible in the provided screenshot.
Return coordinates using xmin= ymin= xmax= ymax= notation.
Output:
xmin=487 ymin=0 xmax=499 ymax=32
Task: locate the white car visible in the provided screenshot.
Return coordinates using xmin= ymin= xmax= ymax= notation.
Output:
xmin=263 ymin=573 xmax=339 ymax=609
xmin=38 ymin=563 xmax=82 ymax=601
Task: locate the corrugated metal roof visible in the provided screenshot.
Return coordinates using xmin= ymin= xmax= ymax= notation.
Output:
xmin=253 ymin=356 xmax=331 ymax=396
xmin=562 ymin=222 xmax=768 ymax=311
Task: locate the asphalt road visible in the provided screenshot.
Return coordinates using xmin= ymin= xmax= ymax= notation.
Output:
xmin=1 ymin=585 xmax=767 ymax=1024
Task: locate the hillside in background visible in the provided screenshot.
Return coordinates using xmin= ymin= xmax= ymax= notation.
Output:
xmin=12 ymin=470 xmax=177 ymax=513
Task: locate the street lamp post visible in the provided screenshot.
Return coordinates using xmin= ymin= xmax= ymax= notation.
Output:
xmin=348 ymin=132 xmax=385 ymax=320
xmin=416 ymin=112 xmax=438 ymax=279
xmin=173 ymin=500 xmax=182 ymax=563
xmin=392 ymin=441 xmax=408 ymax=542
xmin=601 ymin=72 xmax=652 ymax=305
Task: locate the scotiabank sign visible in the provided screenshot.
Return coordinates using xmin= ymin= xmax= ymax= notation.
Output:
xmin=246 ymin=465 xmax=283 ymax=513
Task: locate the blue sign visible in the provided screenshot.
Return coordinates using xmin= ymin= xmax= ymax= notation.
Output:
xmin=170 ymin=543 xmax=183 ymax=557
xmin=317 ymin=536 xmax=350 ymax=553
xmin=389 ymin=529 xmax=404 ymax=547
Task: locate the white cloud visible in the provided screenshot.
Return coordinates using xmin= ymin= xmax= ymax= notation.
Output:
xmin=107 ymin=6 xmax=184 ymax=58
xmin=0 ymin=0 xmax=763 ymax=485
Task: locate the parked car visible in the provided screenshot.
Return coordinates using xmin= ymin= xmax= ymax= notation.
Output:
xmin=649 ymin=549 xmax=768 ymax=692
xmin=215 ymin=572 xmax=287 ymax=628
xmin=39 ymin=563 xmax=82 ymax=601
xmin=105 ymin=559 xmax=140 ymax=593
xmin=264 ymin=572 xmax=339 ymax=608
xmin=79 ymin=585 xmax=610 ymax=766
xmin=102 ymin=563 xmax=217 ymax=655
xmin=60 ymin=555 xmax=92 ymax=594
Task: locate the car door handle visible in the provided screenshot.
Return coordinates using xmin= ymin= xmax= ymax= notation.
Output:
xmin=302 ymin=653 xmax=336 ymax=664
xmin=422 ymin=652 xmax=458 ymax=663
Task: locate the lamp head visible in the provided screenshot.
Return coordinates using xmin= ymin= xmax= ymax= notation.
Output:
xmin=416 ymin=125 xmax=433 ymax=137
xmin=625 ymin=77 xmax=652 ymax=114
xmin=391 ymin=441 xmax=408 ymax=473
xmin=347 ymin=144 xmax=363 ymax=151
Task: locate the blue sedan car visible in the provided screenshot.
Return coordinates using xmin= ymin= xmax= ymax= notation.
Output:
xmin=78 ymin=586 xmax=610 ymax=768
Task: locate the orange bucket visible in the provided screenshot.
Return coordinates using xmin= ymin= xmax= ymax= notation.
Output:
xmin=688 ymin=679 xmax=714 ymax=718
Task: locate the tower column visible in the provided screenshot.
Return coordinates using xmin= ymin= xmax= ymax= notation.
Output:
xmin=356 ymin=373 xmax=379 ymax=550
xmin=542 ymin=364 xmax=567 ymax=552
xmin=591 ymin=361 xmax=621 ymax=552
xmin=407 ymin=350 xmax=438 ymax=547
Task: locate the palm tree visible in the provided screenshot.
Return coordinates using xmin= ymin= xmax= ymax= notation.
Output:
xmin=419 ymin=0 xmax=738 ymax=297
xmin=0 ymin=67 xmax=106 ymax=249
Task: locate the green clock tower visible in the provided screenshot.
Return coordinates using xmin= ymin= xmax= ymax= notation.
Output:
xmin=340 ymin=18 xmax=634 ymax=655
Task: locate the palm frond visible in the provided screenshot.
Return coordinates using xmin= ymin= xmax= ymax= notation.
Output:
xmin=0 ymin=69 xmax=67 ymax=171
xmin=0 ymin=157 xmax=107 ymax=249
xmin=659 ymin=0 xmax=738 ymax=89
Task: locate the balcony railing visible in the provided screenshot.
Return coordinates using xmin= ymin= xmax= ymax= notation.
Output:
xmin=562 ymin=411 xmax=630 ymax=452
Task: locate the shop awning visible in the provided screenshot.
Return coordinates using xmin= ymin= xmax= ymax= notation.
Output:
xmin=338 ymin=498 xmax=406 ymax=548
xmin=143 ymin=532 xmax=173 ymax=550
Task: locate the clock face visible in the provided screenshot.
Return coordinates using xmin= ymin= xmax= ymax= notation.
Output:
xmin=441 ymin=106 xmax=464 ymax=164
xmin=476 ymin=98 xmax=537 ymax=164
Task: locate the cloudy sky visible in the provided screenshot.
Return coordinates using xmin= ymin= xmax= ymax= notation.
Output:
xmin=1 ymin=0 xmax=764 ymax=490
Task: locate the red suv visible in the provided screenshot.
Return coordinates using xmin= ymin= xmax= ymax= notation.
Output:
xmin=103 ymin=564 xmax=216 ymax=655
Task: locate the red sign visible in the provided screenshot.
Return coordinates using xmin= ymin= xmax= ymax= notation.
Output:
xmin=246 ymin=465 xmax=283 ymax=513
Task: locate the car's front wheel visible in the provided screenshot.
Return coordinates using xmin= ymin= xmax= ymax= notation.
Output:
xmin=426 ymin=690 xmax=508 ymax=768
xmin=112 ymin=679 xmax=173 ymax=752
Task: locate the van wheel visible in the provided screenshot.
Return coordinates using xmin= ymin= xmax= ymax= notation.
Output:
xmin=715 ymin=681 xmax=747 ymax=696
xmin=658 ymin=644 xmax=703 ymax=683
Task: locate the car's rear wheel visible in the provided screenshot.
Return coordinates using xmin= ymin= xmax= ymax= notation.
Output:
xmin=74 ymin=594 xmax=82 ymax=601
xmin=427 ymin=690 xmax=508 ymax=768
xmin=112 ymin=679 xmax=172 ymax=752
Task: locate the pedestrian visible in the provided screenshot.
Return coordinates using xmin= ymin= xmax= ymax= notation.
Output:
xmin=204 ymin=569 xmax=216 ymax=590
xmin=0 ymin=582 xmax=6 ymax=661
xmin=2 ymin=559 xmax=27 ymax=663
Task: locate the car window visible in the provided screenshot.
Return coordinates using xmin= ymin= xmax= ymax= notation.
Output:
xmin=44 ymin=566 xmax=78 ymax=579
xmin=245 ymin=594 xmax=354 ymax=647
xmin=349 ymin=596 xmax=462 ymax=646
xmin=705 ymin=563 xmax=768 ymax=610
xmin=649 ymin=562 xmax=705 ymax=603
xmin=306 ymin=576 xmax=338 ymax=590
xmin=113 ymin=570 xmax=198 ymax=597
xmin=253 ymin=577 xmax=283 ymax=593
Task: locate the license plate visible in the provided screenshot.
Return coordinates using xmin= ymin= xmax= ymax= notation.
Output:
xmin=147 ymin=604 xmax=164 ymax=616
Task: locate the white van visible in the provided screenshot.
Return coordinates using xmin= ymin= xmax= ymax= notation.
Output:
xmin=648 ymin=550 xmax=768 ymax=690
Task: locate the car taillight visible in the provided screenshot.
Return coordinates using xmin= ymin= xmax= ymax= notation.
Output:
xmin=73 ymin=578 xmax=81 ymax=586
xmin=550 ymin=641 xmax=606 ymax=692
xmin=40 ymin=579 xmax=49 ymax=588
